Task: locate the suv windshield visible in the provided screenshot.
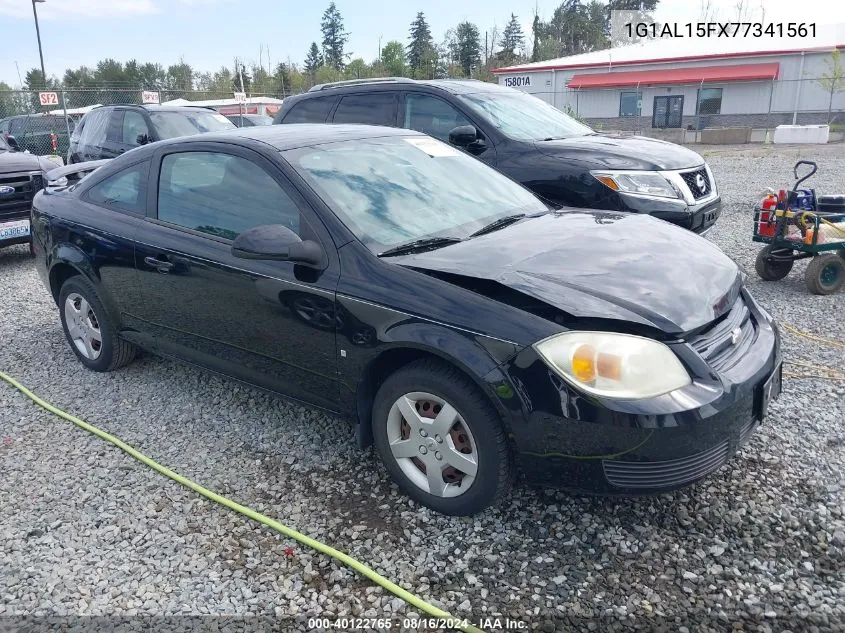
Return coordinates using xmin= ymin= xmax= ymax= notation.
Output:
xmin=149 ymin=110 xmax=234 ymax=139
xmin=287 ymin=135 xmax=547 ymax=252
xmin=459 ymin=91 xmax=594 ymax=142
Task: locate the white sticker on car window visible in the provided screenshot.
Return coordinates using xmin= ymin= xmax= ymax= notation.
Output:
xmin=404 ymin=137 xmax=460 ymax=157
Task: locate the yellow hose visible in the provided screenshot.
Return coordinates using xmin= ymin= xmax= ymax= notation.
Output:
xmin=0 ymin=370 xmax=485 ymax=633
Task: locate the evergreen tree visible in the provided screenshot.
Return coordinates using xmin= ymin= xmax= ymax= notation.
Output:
xmin=321 ymin=2 xmax=349 ymax=71
xmin=455 ymin=22 xmax=481 ymax=77
xmin=499 ymin=13 xmax=526 ymax=63
xmin=407 ymin=12 xmax=435 ymax=79
xmin=531 ymin=13 xmax=541 ymax=62
xmin=304 ymin=42 xmax=323 ymax=75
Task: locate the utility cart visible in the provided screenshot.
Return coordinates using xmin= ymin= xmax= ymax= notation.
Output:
xmin=753 ymin=161 xmax=845 ymax=295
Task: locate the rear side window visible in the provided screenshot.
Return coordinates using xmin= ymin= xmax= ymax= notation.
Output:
xmin=9 ymin=118 xmax=25 ymax=136
xmin=332 ymin=93 xmax=396 ymax=126
xmin=79 ymin=110 xmax=110 ymax=146
xmin=86 ymin=161 xmax=149 ymax=214
xmin=122 ymin=111 xmax=149 ymax=145
xmin=281 ymin=97 xmax=337 ymax=124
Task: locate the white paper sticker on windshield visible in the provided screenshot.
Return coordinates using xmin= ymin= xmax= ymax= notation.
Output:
xmin=404 ymin=137 xmax=461 ymax=157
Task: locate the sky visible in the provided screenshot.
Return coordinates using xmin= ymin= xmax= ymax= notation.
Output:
xmin=0 ymin=0 xmax=836 ymax=87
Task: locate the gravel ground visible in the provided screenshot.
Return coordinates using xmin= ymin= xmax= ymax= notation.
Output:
xmin=1 ymin=144 xmax=844 ymax=632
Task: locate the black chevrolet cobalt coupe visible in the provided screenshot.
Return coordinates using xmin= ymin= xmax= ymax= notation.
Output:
xmin=31 ymin=125 xmax=782 ymax=515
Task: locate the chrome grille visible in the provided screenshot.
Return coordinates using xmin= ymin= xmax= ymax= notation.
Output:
xmin=689 ymin=297 xmax=756 ymax=373
xmin=681 ymin=168 xmax=712 ymax=200
xmin=603 ymin=439 xmax=730 ymax=489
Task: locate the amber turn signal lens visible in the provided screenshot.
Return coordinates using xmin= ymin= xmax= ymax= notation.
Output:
xmin=595 ymin=176 xmax=619 ymax=191
xmin=571 ymin=344 xmax=597 ymax=382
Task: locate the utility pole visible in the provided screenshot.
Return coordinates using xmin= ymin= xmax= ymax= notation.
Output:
xmin=32 ymin=0 xmax=47 ymax=86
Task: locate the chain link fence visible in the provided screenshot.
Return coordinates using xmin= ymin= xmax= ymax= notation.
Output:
xmin=0 ymin=88 xmax=293 ymax=158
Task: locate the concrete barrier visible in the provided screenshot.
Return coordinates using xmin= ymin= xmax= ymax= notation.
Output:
xmin=700 ymin=127 xmax=752 ymax=144
xmin=645 ymin=128 xmax=685 ymax=143
xmin=773 ymin=125 xmax=830 ymax=144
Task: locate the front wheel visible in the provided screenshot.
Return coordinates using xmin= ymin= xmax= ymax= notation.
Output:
xmin=805 ymin=254 xmax=845 ymax=295
xmin=58 ymin=276 xmax=136 ymax=371
xmin=372 ymin=359 xmax=514 ymax=516
xmin=755 ymin=245 xmax=794 ymax=281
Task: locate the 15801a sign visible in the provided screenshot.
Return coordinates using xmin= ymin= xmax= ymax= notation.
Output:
xmin=503 ymin=75 xmax=531 ymax=88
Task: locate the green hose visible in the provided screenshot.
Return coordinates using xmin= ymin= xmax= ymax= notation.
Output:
xmin=0 ymin=370 xmax=485 ymax=633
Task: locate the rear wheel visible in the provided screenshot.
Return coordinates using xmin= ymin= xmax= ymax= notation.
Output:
xmin=372 ymin=359 xmax=514 ymax=515
xmin=805 ymin=254 xmax=845 ymax=295
xmin=755 ymin=245 xmax=793 ymax=281
xmin=58 ymin=276 xmax=136 ymax=371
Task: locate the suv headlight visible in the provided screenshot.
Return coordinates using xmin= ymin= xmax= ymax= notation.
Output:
xmin=591 ymin=170 xmax=680 ymax=199
xmin=534 ymin=331 xmax=691 ymax=399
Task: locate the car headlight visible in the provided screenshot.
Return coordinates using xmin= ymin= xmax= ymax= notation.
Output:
xmin=591 ymin=170 xmax=680 ymax=199
xmin=534 ymin=331 xmax=691 ymax=399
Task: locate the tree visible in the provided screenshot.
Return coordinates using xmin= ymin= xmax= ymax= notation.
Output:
xmin=232 ymin=63 xmax=251 ymax=94
xmin=816 ymin=49 xmax=845 ymax=124
xmin=531 ymin=13 xmax=541 ymax=62
xmin=380 ymin=40 xmax=407 ymax=76
xmin=499 ymin=14 xmax=525 ymax=64
xmin=534 ymin=0 xmax=609 ymax=59
xmin=321 ymin=2 xmax=349 ymax=71
xmin=606 ymin=0 xmax=659 ymax=44
xmin=407 ymin=12 xmax=436 ymax=79
xmin=455 ymin=22 xmax=481 ymax=77
xmin=345 ymin=58 xmax=369 ymax=79
xmin=304 ymin=42 xmax=323 ymax=79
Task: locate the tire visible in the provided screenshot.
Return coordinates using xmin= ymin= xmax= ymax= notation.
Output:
xmin=58 ymin=275 xmax=136 ymax=371
xmin=755 ymin=245 xmax=793 ymax=281
xmin=372 ymin=359 xmax=514 ymax=516
xmin=805 ymin=254 xmax=845 ymax=295
xmin=838 ymin=249 xmax=845 ymax=262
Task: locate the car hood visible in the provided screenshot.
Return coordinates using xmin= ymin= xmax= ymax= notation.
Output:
xmin=0 ymin=151 xmax=45 ymax=172
xmin=534 ymin=134 xmax=704 ymax=171
xmin=393 ymin=211 xmax=741 ymax=335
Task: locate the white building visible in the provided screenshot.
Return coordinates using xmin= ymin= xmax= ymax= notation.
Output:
xmin=494 ymin=27 xmax=845 ymax=131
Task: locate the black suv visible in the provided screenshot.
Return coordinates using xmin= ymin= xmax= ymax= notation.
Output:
xmin=274 ymin=79 xmax=721 ymax=233
xmin=68 ymin=104 xmax=236 ymax=163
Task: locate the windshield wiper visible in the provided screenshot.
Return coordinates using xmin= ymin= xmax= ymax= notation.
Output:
xmin=378 ymin=236 xmax=462 ymax=257
xmin=468 ymin=214 xmax=526 ymax=238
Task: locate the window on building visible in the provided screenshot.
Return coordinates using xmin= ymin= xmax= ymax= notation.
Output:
xmin=696 ymin=88 xmax=723 ymax=115
xmin=619 ymin=91 xmax=642 ymax=117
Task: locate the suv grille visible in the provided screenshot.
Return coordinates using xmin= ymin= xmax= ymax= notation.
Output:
xmin=681 ymin=168 xmax=712 ymax=200
xmin=0 ymin=172 xmax=41 ymax=221
xmin=688 ymin=296 xmax=756 ymax=373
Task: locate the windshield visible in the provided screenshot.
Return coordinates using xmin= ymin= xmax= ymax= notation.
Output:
xmin=287 ymin=135 xmax=547 ymax=252
xmin=459 ymin=91 xmax=594 ymax=142
xmin=149 ymin=110 xmax=235 ymax=139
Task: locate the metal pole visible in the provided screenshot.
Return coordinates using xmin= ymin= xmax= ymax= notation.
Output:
xmin=32 ymin=0 xmax=46 ymax=86
xmin=766 ymin=78 xmax=775 ymax=142
xmin=792 ymin=52 xmax=805 ymax=125
xmin=61 ymin=89 xmax=71 ymax=160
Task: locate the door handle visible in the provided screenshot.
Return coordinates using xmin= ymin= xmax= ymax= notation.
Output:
xmin=144 ymin=256 xmax=174 ymax=272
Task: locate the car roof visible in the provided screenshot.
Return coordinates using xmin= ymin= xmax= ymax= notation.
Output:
xmin=92 ymin=104 xmax=219 ymax=113
xmin=152 ymin=123 xmax=423 ymax=151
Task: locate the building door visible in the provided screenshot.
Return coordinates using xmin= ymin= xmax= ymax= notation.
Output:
xmin=652 ymin=95 xmax=684 ymax=128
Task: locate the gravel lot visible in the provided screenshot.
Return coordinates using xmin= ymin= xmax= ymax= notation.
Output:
xmin=1 ymin=144 xmax=843 ymax=632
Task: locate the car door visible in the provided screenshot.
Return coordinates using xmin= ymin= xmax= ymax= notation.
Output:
xmin=76 ymin=109 xmax=112 ymax=161
xmin=129 ymin=142 xmax=341 ymax=410
xmin=401 ymin=92 xmax=497 ymax=167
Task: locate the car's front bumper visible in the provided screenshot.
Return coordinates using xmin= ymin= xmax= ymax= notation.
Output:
xmin=492 ymin=290 xmax=780 ymax=494
xmin=618 ymin=192 xmax=722 ymax=235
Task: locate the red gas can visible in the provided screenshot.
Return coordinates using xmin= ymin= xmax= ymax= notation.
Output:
xmin=758 ymin=194 xmax=778 ymax=238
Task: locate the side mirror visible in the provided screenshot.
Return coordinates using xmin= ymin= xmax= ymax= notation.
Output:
xmin=6 ymin=135 xmax=19 ymax=151
xmin=448 ymin=125 xmax=478 ymax=147
xmin=231 ymin=224 xmax=325 ymax=268
xmin=136 ymin=133 xmax=150 ymax=146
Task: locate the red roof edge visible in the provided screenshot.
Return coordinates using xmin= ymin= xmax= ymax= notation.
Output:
xmin=492 ymin=43 xmax=845 ymax=74
xmin=566 ymin=62 xmax=780 ymax=88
